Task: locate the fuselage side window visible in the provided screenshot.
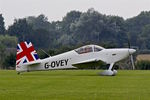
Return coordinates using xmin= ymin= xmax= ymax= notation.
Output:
xmin=75 ymin=46 xmax=93 ymax=54
xmin=94 ymin=46 xmax=102 ymax=52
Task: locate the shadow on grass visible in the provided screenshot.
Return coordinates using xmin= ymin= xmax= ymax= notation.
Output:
xmin=18 ymin=70 xmax=103 ymax=77
xmin=19 ymin=74 xmax=117 ymax=77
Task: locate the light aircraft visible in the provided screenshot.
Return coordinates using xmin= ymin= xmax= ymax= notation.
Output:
xmin=16 ymin=41 xmax=136 ymax=76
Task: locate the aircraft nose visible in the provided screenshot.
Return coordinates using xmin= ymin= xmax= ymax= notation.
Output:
xmin=128 ymin=49 xmax=136 ymax=54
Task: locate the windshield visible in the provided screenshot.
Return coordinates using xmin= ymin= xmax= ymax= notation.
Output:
xmin=75 ymin=46 xmax=93 ymax=54
xmin=94 ymin=46 xmax=103 ymax=52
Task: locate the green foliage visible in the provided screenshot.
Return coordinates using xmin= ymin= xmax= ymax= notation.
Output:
xmin=7 ymin=18 xmax=33 ymax=42
xmin=0 ymin=35 xmax=17 ymax=69
xmin=29 ymin=29 xmax=55 ymax=49
xmin=126 ymin=11 xmax=150 ymax=49
xmin=0 ymin=14 xmax=5 ymax=34
xmin=6 ymin=9 xmax=150 ymax=50
xmin=61 ymin=10 xmax=81 ymax=34
xmin=0 ymin=35 xmax=18 ymax=47
xmin=136 ymin=60 xmax=150 ymax=70
xmin=3 ymin=53 xmax=16 ymax=69
xmin=0 ymin=43 xmax=6 ymax=68
xmin=27 ymin=14 xmax=51 ymax=31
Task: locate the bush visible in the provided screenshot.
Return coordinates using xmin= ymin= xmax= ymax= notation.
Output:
xmin=136 ymin=60 xmax=150 ymax=70
xmin=3 ymin=53 xmax=16 ymax=69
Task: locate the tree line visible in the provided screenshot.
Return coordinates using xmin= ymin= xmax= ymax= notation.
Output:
xmin=1 ymin=8 xmax=150 ymax=69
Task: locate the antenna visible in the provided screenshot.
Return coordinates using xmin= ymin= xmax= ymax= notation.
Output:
xmin=40 ymin=49 xmax=51 ymax=57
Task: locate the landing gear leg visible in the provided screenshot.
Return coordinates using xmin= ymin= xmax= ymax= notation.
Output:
xmin=100 ymin=63 xmax=117 ymax=76
xmin=108 ymin=63 xmax=114 ymax=70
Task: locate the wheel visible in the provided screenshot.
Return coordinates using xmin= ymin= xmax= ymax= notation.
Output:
xmin=113 ymin=70 xmax=117 ymax=75
xmin=100 ymin=70 xmax=114 ymax=76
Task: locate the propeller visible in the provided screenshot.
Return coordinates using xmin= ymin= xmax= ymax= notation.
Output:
xmin=127 ymin=34 xmax=135 ymax=70
xmin=130 ymin=54 xmax=135 ymax=70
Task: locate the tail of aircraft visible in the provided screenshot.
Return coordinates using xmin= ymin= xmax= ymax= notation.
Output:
xmin=16 ymin=41 xmax=39 ymax=70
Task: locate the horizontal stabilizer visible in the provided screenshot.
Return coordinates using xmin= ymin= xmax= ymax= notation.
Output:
xmin=22 ymin=60 xmax=41 ymax=66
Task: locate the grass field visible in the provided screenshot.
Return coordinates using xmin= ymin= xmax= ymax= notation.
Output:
xmin=0 ymin=70 xmax=150 ymax=100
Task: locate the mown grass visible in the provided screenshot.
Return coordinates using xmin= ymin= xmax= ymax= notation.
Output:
xmin=0 ymin=70 xmax=150 ymax=100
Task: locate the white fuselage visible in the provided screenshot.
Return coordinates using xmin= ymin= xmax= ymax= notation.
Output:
xmin=16 ymin=46 xmax=135 ymax=72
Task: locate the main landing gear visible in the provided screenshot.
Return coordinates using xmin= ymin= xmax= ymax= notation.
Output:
xmin=100 ymin=63 xmax=117 ymax=76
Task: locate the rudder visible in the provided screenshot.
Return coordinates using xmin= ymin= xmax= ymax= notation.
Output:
xmin=16 ymin=41 xmax=39 ymax=70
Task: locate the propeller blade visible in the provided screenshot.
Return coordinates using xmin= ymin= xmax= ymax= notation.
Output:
xmin=127 ymin=33 xmax=135 ymax=69
xmin=127 ymin=37 xmax=131 ymax=48
xmin=130 ymin=54 xmax=135 ymax=70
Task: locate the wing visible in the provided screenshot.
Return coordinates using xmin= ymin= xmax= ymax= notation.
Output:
xmin=72 ymin=59 xmax=106 ymax=69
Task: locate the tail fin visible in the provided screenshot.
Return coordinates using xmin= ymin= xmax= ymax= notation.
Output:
xmin=16 ymin=41 xmax=39 ymax=68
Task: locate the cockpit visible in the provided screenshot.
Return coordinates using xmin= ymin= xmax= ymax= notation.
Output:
xmin=75 ymin=45 xmax=105 ymax=54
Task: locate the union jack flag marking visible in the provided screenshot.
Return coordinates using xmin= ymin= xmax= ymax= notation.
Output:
xmin=16 ymin=41 xmax=39 ymax=65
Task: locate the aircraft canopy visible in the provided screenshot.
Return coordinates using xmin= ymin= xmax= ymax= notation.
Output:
xmin=75 ymin=45 xmax=104 ymax=54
